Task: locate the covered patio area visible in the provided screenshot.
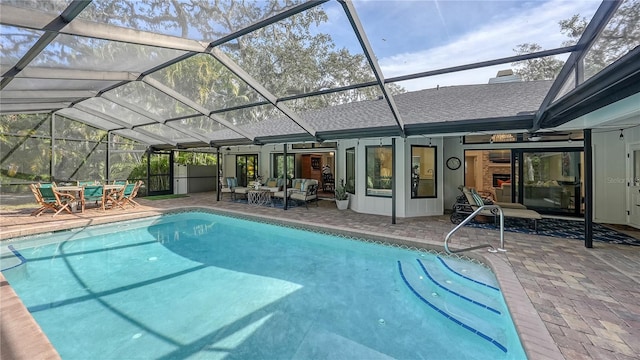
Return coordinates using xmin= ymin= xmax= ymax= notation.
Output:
xmin=1 ymin=193 xmax=639 ymax=359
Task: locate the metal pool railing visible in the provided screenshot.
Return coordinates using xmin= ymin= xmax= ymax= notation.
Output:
xmin=444 ymin=205 xmax=506 ymax=254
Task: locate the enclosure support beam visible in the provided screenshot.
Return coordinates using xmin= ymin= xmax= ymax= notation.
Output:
xmin=216 ymin=148 xmax=221 ymax=202
xmin=339 ymin=0 xmax=405 ymax=136
xmin=584 ymin=129 xmax=593 ymax=248
xmin=392 ymin=137 xmax=396 ymax=224
xmin=283 ymin=144 xmax=289 ymax=211
xmin=532 ymin=0 xmax=620 ymax=131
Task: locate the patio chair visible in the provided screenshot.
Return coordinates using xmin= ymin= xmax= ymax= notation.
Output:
xmin=230 ymin=178 xmax=251 ymax=200
xmin=290 ymin=181 xmax=319 ymax=209
xmin=112 ymin=181 xmax=142 ymax=208
xmin=81 ymin=184 xmax=109 ymax=211
xmin=33 ymin=184 xmax=75 ymax=216
xmin=220 ymin=177 xmax=236 ymax=200
xmin=29 ymin=184 xmax=56 ymax=216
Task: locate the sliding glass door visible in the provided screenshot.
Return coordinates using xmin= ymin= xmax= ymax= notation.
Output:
xmin=518 ymin=149 xmax=583 ymax=216
xmin=464 ymin=148 xmax=584 ymax=216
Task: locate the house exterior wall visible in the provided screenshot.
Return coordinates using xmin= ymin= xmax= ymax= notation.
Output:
xmin=341 ymin=138 xmax=397 ymax=217
xmin=443 ymin=137 xmax=465 ymax=211
xmin=404 ymin=137 xmax=443 ymax=217
xmin=216 ymin=121 xmax=637 ymax=229
xmin=337 ymin=137 xmax=446 ymax=218
xmin=593 ymin=131 xmax=627 ymax=224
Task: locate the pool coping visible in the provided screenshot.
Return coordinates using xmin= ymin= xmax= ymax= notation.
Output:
xmin=1 ymin=206 xmax=563 ymax=360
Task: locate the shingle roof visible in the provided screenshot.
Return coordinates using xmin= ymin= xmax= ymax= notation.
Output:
xmin=396 ymin=80 xmax=553 ymax=124
xmin=245 ymin=80 xmax=553 ymax=139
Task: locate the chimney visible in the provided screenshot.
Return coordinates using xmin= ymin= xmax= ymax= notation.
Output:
xmin=488 ymin=69 xmax=521 ymax=84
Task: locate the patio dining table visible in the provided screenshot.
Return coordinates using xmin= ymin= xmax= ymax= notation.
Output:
xmin=58 ymin=184 xmax=125 ymax=212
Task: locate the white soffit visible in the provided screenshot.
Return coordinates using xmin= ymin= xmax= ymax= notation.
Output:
xmin=556 ymin=93 xmax=640 ymax=130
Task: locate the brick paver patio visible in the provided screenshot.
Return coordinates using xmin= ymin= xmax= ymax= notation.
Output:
xmin=1 ymin=192 xmax=638 ymax=359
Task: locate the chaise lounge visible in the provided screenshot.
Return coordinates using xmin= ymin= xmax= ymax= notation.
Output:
xmin=461 ymin=187 xmax=542 ymax=231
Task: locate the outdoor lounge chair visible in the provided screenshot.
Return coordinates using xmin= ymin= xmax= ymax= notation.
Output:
xmin=461 ymin=188 xmax=542 ymax=231
xmin=462 ymin=186 xmax=527 ymax=209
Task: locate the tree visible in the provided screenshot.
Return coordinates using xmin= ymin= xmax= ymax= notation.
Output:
xmin=512 ymin=43 xmax=564 ymax=81
xmin=80 ymin=0 xmax=404 ymax=114
xmin=512 ymin=1 xmax=640 ymax=81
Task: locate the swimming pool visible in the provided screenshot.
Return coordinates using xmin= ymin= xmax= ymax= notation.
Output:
xmin=2 ymin=211 xmax=526 ymax=359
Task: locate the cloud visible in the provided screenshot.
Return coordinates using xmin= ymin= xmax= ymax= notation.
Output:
xmin=379 ymin=0 xmax=600 ymax=91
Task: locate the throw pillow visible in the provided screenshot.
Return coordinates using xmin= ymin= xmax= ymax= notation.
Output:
xmin=267 ymin=180 xmax=277 ymax=187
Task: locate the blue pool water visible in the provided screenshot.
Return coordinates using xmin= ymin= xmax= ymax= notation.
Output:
xmin=1 ymin=211 xmax=526 ymax=359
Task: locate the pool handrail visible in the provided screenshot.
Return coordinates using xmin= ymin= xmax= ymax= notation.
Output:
xmin=444 ymin=204 xmax=506 ymax=254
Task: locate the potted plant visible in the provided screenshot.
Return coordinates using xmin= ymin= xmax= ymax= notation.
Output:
xmin=335 ymin=179 xmax=349 ymax=210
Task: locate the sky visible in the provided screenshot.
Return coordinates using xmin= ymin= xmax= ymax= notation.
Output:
xmin=339 ymin=0 xmax=603 ymax=91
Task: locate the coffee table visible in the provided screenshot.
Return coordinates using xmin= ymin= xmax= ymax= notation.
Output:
xmin=247 ymin=189 xmax=272 ymax=207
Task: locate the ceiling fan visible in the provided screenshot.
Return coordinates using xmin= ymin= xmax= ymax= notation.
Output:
xmin=527 ymin=131 xmax=572 ymax=142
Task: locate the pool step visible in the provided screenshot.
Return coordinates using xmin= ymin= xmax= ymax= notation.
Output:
xmin=418 ymin=258 xmax=502 ymax=314
xmin=398 ymin=260 xmax=508 ymax=353
xmin=0 ymin=245 xmax=27 ymax=271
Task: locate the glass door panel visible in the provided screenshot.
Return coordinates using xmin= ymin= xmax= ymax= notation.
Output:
xmin=520 ymin=150 xmax=583 ymax=216
xmin=463 ymin=149 xmax=513 ymax=202
xmin=272 ymin=154 xmax=294 ymax=179
xmin=236 ymin=154 xmax=258 ymax=187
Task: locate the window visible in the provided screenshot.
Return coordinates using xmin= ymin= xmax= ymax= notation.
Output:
xmin=411 ymin=146 xmax=437 ymax=198
xmin=366 ymin=145 xmax=392 ymax=197
xmin=345 ymin=147 xmax=355 ymax=194
xmin=291 ymin=142 xmax=337 ymax=149
xmin=272 ymin=153 xmax=294 ymax=179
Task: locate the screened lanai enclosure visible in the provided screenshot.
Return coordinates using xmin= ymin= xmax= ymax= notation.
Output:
xmin=1 ymin=0 xmax=639 ymax=204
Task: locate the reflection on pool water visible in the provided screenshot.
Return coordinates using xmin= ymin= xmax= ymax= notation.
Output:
xmin=2 ymin=211 xmax=526 ymax=359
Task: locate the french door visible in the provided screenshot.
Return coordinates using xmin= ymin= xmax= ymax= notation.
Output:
xmin=236 ymin=154 xmax=258 ymax=187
